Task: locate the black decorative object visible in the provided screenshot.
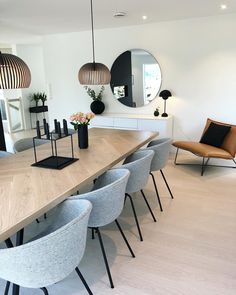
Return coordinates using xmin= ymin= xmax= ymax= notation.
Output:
xmin=154 ymin=108 xmax=160 ymax=117
xmin=32 ymin=119 xmax=78 ymax=170
xmin=54 ymin=119 xmax=58 ymax=133
xmin=36 ymin=121 xmax=41 ymax=139
xmin=90 ymin=100 xmax=105 ymax=114
xmin=159 ymin=90 xmax=172 ymax=117
xmin=63 ymin=119 xmax=68 ymax=136
xmin=78 ymin=125 xmax=88 ymax=149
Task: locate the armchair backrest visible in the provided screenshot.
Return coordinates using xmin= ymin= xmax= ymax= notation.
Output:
xmin=0 ymin=200 xmax=92 ymax=288
xmin=202 ymin=118 xmax=236 ymax=157
xmin=70 ymin=169 xmax=130 ymax=228
xmin=122 ymin=149 xmax=154 ymax=194
xmin=145 ymin=138 xmax=172 ymax=171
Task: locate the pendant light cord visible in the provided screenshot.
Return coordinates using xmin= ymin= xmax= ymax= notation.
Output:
xmin=90 ymin=0 xmax=95 ymax=64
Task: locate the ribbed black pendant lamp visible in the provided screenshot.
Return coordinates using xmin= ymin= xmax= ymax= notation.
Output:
xmin=0 ymin=51 xmax=31 ymax=150
xmin=78 ymin=0 xmax=111 ymax=85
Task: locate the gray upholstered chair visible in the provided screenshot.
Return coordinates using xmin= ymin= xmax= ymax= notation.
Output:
xmin=69 ymin=168 xmax=134 ymax=289
xmin=0 ymin=199 xmax=93 ymax=295
xmin=0 ymin=151 xmax=12 ymax=158
xmin=121 ymin=149 xmax=155 ymax=242
xmin=13 ymin=137 xmax=47 ymax=153
xmin=144 ymin=138 xmax=174 ymax=212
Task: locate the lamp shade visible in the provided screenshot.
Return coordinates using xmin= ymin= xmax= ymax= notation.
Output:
xmin=159 ymin=90 xmax=172 ymax=100
xmin=78 ymin=62 xmax=111 ymax=85
xmin=0 ymin=52 xmax=31 ymax=89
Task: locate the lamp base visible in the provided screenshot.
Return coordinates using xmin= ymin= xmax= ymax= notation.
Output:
xmin=161 ymin=113 xmax=168 ymax=117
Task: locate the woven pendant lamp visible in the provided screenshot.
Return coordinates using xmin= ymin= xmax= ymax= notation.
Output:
xmin=78 ymin=0 xmax=111 ymax=85
xmin=0 ymin=51 xmax=31 ymax=89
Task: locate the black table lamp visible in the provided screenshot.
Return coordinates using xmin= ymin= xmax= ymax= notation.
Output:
xmin=159 ymin=90 xmax=172 ymax=117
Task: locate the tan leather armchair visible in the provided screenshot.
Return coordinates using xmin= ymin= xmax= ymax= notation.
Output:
xmin=173 ymin=118 xmax=236 ymax=175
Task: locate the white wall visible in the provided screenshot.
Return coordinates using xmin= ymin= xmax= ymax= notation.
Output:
xmin=42 ymin=13 xmax=236 ymax=140
xmin=15 ymin=44 xmax=47 ymax=129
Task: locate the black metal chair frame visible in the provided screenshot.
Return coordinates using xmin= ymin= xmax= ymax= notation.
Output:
xmin=125 ymin=190 xmax=157 ymax=242
xmin=174 ymin=147 xmax=236 ymax=176
xmin=4 ymin=229 xmax=93 ymax=295
xmin=90 ymin=219 xmax=135 ymax=289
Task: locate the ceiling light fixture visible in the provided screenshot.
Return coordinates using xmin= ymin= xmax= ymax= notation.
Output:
xmin=220 ymin=4 xmax=227 ymax=10
xmin=114 ymin=12 xmax=126 ymax=18
xmin=78 ymin=0 xmax=111 ymax=85
xmin=0 ymin=51 xmax=31 ymax=89
xmin=142 ymin=15 xmax=147 ymax=20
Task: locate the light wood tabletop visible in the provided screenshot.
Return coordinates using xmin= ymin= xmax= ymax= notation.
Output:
xmin=0 ymin=128 xmax=158 ymax=242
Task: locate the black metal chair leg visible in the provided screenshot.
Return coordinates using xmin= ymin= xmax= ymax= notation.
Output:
xmin=201 ymin=157 xmax=206 ymax=176
xmin=4 ymin=281 xmax=10 ymax=295
xmin=150 ymin=172 xmax=163 ymax=211
xmin=125 ymin=193 xmax=143 ymax=242
xmin=96 ymin=228 xmax=114 ymax=289
xmin=160 ymin=170 xmax=174 ymax=199
xmin=75 ymin=267 xmax=93 ymax=295
xmin=91 ymin=228 xmax=95 ymax=240
xmin=115 ymin=220 xmax=135 ymax=258
xmin=44 ymin=213 xmax=47 ymax=219
xmin=36 ymin=218 xmax=40 ymax=223
xmin=40 ymin=287 xmax=49 ymax=295
xmin=174 ymin=148 xmax=179 ymax=164
xmin=140 ymin=190 xmax=157 ymax=222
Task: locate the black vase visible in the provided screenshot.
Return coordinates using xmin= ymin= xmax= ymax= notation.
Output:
xmin=77 ymin=125 xmax=88 ymax=149
xmin=154 ymin=110 xmax=159 ymax=117
xmin=90 ymin=100 xmax=105 ymax=114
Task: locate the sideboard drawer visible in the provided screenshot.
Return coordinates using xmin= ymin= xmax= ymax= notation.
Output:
xmin=138 ymin=119 xmax=172 ymax=137
xmin=113 ymin=118 xmax=137 ymax=129
xmin=91 ymin=116 xmax=114 ymax=127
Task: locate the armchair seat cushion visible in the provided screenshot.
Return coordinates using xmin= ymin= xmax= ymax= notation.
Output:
xmin=173 ymin=141 xmax=233 ymax=159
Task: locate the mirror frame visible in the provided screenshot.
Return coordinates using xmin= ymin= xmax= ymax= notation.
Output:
xmin=110 ymin=49 xmax=162 ymax=108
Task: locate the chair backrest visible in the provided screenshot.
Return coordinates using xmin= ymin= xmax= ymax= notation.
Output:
xmin=145 ymin=138 xmax=172 ymax=171
xmin=13 ymin=138 xmax=46 ymax=153
xmin=0 ymin=151 xmax=12 ymax=158
xmin=70 ymin=169 xmax=130 ymax=228
xmin=0 ymin=199 xmax=92 ymax=288
xmin=122 ymin=149 xmax=154 ymax=194
xmin=202 ymin=118 xmax=236 ymax=157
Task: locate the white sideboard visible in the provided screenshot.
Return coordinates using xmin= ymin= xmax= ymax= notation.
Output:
xmin=90 ymin=113 xmax=173 ymax=138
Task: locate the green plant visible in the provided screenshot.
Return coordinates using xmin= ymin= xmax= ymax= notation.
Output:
xmin=84 ymin=86 xmax=105 ymax=101
xmin=40 ymin=92 xmax=47 ymax=105
xmin=30 ymin=92 xmax=47 ymax=106
xmin=30 ymin=93 xmax=41 ymax=106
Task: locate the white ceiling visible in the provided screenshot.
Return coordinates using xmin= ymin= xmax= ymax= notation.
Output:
xmin=0 ymin=0 xmax=236 ymax=43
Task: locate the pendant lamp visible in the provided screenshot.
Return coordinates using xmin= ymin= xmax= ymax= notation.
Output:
xmin=0 ymin=51 xmax=31 ymax=151
xmin=0 ymin=51 xmax=31 ymax=89
xmin=78 ymin=0 xmax=111 ymax=85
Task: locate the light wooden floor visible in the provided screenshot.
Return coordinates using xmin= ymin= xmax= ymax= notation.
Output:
xmin=0 ymin=153 xmax=236 ymax=294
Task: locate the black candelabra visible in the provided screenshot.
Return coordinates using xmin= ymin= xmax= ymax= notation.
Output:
xmin=32 ymin=118 xmax=78 ymax=170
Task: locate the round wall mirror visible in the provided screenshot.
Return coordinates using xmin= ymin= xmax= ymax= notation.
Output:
xmin=110 ymin=49 xmax=162 ymax=108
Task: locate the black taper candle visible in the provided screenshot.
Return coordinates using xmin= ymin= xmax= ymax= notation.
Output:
xmin=46 ymin=123 xmax=50 ymax=140
xmin=63 ymin=119 xmax=68 ymax=136
xmin=43 ymin=118 xmax=47 ymax=134
xmin=36 ymin=120 xmax=41 ymax=139
xmin=54 ymin=119 xmax=58 ymax=133
xmin=57 ymin=122 xmax=61 ymax=138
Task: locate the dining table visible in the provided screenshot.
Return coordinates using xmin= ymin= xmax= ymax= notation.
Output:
xmin=0 ymin=127 xmax=158 ymax=295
